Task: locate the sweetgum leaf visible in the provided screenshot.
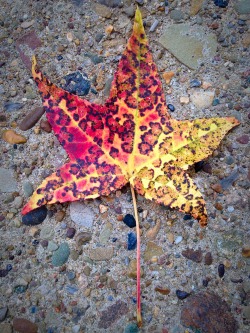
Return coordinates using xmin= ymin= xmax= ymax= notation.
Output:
xmin=22 ymin=8 xmax=239 ymax=225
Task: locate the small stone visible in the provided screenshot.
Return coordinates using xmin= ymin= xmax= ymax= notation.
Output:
xmin=70 ymin=202 xmax=94 ymax=228
xmin=40 ymin=240 xmax=48 ymax=248
xmin=51 ymin=242 xmax=70 ymax=266
xmin=146 ymin=219 xmax=161 ymax=240
xmin=95 ymin=33 xmax=104 ymax=42
xmin=99 ymin=223 xmax=112 ymax=244
xmin=99 ymin=204 xmax=108 ymax=213
xmin=13 ymin=318 xmax=38 ymax=333
xmin=2 ymin=130 xmax=27 ymax=144
xmin=144 ymin=242 xmax=163 ymax=261
xmin=105 ymin=25 xmax=114 ymax=34
xmin=211 ymin=183 xmax=223 ymax=193
xmin=190 ymin=0 xmax=204 ymax=16
xmin=242 ymin=245 xmax=250 ymax=258
xmin=243 ymin=306 xmax=250 ymax=320
xmin=180 ymin=292 xmax=238 ymax=333
xmin=22 ymin=206 xmax=47 ymax=226
xmin=123 ymin=214 xmax=136 ymax=228
xmin=162 ymin=71 xmax=175 ymax=84
xmin=4 ymin=102 xmax=23 ymax=112
xmin=218 ymin=263 xmax=225 ymax=278
xmin=182 ymin=248 xmax=202 ymax=263
xmin=66 ymin=227 xmax=76 ymax=239
xmin=47 ymin=241 xmax=58 ymax=252
xmin=19 ymin=107 xmax=45 ymax=131
xmin=89 ymin=247 xmax=114 ymax=261
xmin=236 ymin=135 xmax=249 ymax=144
xmin=0 ymin=323 xmax=12 ymax=333
xmin=176 ymin=289 xmax=190 ymax=300
xmin=40 ymin=225 xmax=55 ymax=240
xmin=21 ymin=20 xmax=34 ymax=29
xmin=0 ymin=168 xmax=18 ymax=193
xmin=220 ymin=170 xmax=239 ymax=190
xmin=175 ymin=236 xmax=183 ymax=244
xmin=23 ymin=182 xmax=34 ymax=198
xmin=54 ymin=210 xmax=65 ymax=222
xmin=204 ymin=252 xmax=213 ymax=265
xmin=149 ymin=20 xmax=159 ymax=32
xmin=155 ymin=286 xmax=170 ymax=295
xmin=180 ymin=96 xmax=190 ymax=104
xmin=167 ymin=104 xmax=175 ymax=112
xmin=28 ymin=226 xmax=39 ymax=237
xmin=84 ymin=52 xmax=103 ymax=65
xmin=190 ymin=90 xmax=215 ymax=109
xmin=170 ymin=9 xmax=184 ymax=22
xmin=127 ymin=259 xmax=144 ymax=279
xmin=123 ymin=5 xmax=135 ymax=18
xmin=40 ymin=119 xmax=51 ymax=132
xmin=127 ymin=232 xmax=137 ymax=250
xmin=13 ymin=196 xmax=23 ymax=209
xmin=190 ymin=79 xmax=201 ymax=87
xmin=98 ymin=300 xmax=128 ymax=329
xmin=94 ymin=4 xmax=112 ymax=18
xmin=63 ymin=72 xmax=91 ymax=96
xmin=0 ymin=306 xmax=8 ymax=321
xmin=75 ymin=232 xmax=92 ymax=247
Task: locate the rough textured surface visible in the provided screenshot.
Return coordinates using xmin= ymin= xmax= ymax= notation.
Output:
xmin=0 ymin=168 xmax=18 ymax=193
xmin=98 ymin=300 xmax=128 ymax=329
xmin=180 ymin=292 xmax=238 ymax=333
xmin=13 ymin=318 xmax=38 ymax=333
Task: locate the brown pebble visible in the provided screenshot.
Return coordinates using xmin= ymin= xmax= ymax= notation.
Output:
xmin=182 ymin=247 xmax=203 ymax=263
xmin=204 ymin=252 xmax=213 ymax=265
xmin=40 ymin=119 xmax=52 ymax=133
xmin=127 ymin=259 xmax=144 ymax=279
xmin=2 ymin=129 xmax=27 ymax=144
xmin=55 ymin=210 xmax=65 ymax=222
xmin=117 ymin=214 xmax=123 ymax=221
xmin=155 ymin=286 xmax=170 ymax=295
xmin=162 ymin=71 xmax=175 ymax=84
xmin=211 ymin=183 xmax=223 ymax=193
xmin=214 ymin=202 xmax=223 ymax=210
xmin=242 ymin=245 xmax=250 ymax=258
xmin=19 ymin=107 xmax=45 ymax=131
xmin=13 ymin=318 xmax=38 ymax=333
xmin=75 ymin=232 xmax=92 ymax=247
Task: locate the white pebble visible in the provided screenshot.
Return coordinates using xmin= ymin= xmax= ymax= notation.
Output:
xmin=175 ymin=235 xmax=183 ymax=244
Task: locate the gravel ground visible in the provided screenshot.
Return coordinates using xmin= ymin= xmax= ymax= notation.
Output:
xmin=0 ymin=1 xmax=249 ymax=333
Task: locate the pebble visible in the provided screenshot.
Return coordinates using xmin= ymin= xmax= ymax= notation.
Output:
xmin=22 ymin=206 xmax=47 ymax=226
xmin=98 ymin=300 xmax=128 ymax=329
xmin=170 ymin=9 xmax=184 ymax=22
xmin=0 ymin=306 xmax=8 ymax=321
xmin=84 ymin=52 xmax=103 ymax=65
xmin=54 ymin=210 xmax=65 ymax=222
xmin=218 ymin=263 xmax=225 ymax=278
xmin=95 ymin=33 xmax=104 ymax=42
xmin=176 ymin=290 xmax=190 ymax=300
xmin=123 ymin=5 xmax=135 ymax=18
xmin=75 ymin=232 xmax=92 ymax=247
xmin=236 ymin=134 xmax=249 ymax=144
xmin=123 ymin=214 xmax=136 ymax=228
xmin=94 ymin=4 xmax=112 ymax=18
xmin=99 ymin=223 xmax=112 ymax=244
xmin=0 ymin=168 xmax=18 ymax=193
xmin=149 ymin=20 xmax=159 ymax=32
xmin=66 ymin=285 xmax=78 ymax=295
xmin=174 ymin=236 xmax=183 ymax=244
xmin=23 ymin=181 xmax=34 ymax=198
xmin=220 ymin=170 xmax=239 ymax=190
xmin=89 ymin=247 xmax=114 ymax=261
xmin=182 ymin=247 xmax=202 ymax=263
xmin=216 ymin=230 xmax=244 ymax=256
xmin=179 ymin=96 xmax=190 ymax=104
xmin=40 ymin=119 xmax=52 ymax=133
xmin=2 ymin=130 xmax=27 ymax=144
xmin=21 ymin=20 xmax=34 ymax=29
xmin=127 ymin=232 xmax=137 ymax=250
xmin=51 ymin=242 xmax=70 ymax=266
xmin=4 ymin=102 xmax=23 ymax=112
xmin=66 ymin=227 xmax=76 ymax=239
xmin=204 ymin=252 xmax=213 ymax=265
xmin=190 ymin=90 xmax=215 ymax=109
xmin=0 ymin=323 xmax=12 ymax=333
xmin=47 ymin=241 xmax=58 ymax=252
xmin=241 ymin=245 xmax=250 ymax=258
xmin=144 ymin=242 xmax=163 ymax=261
xmin=19 ymin=107 xmax=45 ymax=131
xmin=163 ymin=71 xmax=175 ymax=84
xmin=190 ymin=79 xmax=201 ymax=88
xmin=70 ymin=202 xmax=94 ymax=228
xmin=146 ymin=219 xmax=161 ymax=240
xmin=40 ymin=225 xmax=55 ymax=240
xmin=155 ymin=286 xmax=171 ymax=295
xmin=63 ymin=72 xmax=91 ymax=96
xmin=127 ymin=259 xmax=144 ymax=279
xmin=13 ymin=196 xmax=23 ymax=209
xmin=13 ymin=317 xmax=38 ymax=333
xmin=124 ymin=323 xmax=139 ymax=333
xmin=180 ymin=292 xmax=238 ymax=333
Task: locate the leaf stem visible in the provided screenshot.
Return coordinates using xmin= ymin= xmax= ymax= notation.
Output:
xmin=130 ymin=183 xmax=142 ymax=327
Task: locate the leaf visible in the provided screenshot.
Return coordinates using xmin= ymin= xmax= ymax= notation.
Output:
xmin=22 ymin=8 xmax=239 ymax=326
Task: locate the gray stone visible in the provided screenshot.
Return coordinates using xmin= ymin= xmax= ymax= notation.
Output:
xmin=47 ymin=241 xmax=59 ymax=252
xmin=40 ymin=225 xmax=55 ymax=240
xmin=99 ymin=224 xmax=112 ymax=244
xmin=23 ymin=182 xmax=34 ymax=198
xmin=0 ymin=168 xmax=18 ymax=193
xmin=215 ymin=230 xmax=244 ymax=257
xmin=243 ymin=280 xmax=250 ymax=293
xmin=190 ymin=90 xmax=215 ymax=109
xmin=13 ymin=196 xmax=23 ymax=209
xmin=159 ymin=24 xmax=217 ymax=69
xmin=70 ymin=202 xmax=95 ymax=229
xmin=0 ymin=306 xmax=8 ymax=321
xmin=170 ymin=9 xmax=184 ymax=22
xmin=0 ymin=323 xmax=12 ymax=333
xmin=235 ymin=0 xmax=250 ymax=14
xmin=89 ymin=247 xmax=114 ymax=261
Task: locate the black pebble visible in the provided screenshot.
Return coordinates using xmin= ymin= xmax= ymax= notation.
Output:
xmin=218 ymin=263 xmax=225 ymax=278
xmin=22 ymin=206 xmax=47 ymax=226
xmin=202 ymin=279 xmax=209 ymax=287
xmin=123 ymin=214 xmax=136 ymax=228
xmin=176 ymin=289 xmax=190 ymax=300
xmin=214 ymin=0 xmax=229 ymax=8
xmin=127 ymin=232 xmax=137 ymax=250
xmin=66 ymin=227 xmax=76 ymax=239
xmin=195 ymin=161 xmax=205 ymax=172
xmin=167 ymin=104 xmax=175 ymax=112
xmin=183 ymin=214 xmax=192 ymax=220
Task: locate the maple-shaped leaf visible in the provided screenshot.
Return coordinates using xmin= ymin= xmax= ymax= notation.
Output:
xmin=22 ymin=9 xmax=239 ymax=225
xmin=22 ymin=8 xmax=239 ymax=326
